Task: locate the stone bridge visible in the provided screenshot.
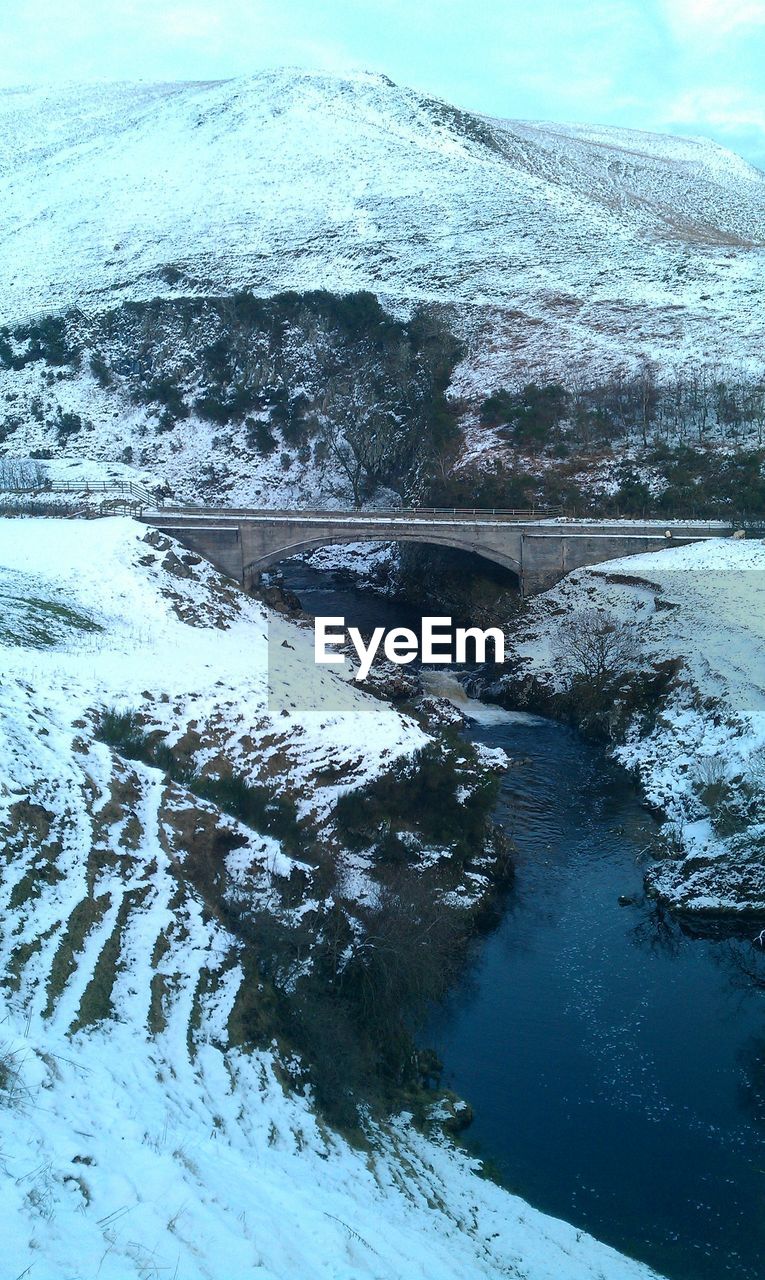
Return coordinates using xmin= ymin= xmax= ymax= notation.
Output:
xmin=139 ymin=507 xmax=733 ymax=596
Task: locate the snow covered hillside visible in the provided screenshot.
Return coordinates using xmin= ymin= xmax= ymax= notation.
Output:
xmin=2 ymin=69 xmax=765 ymax=381
xmin=1 ymin=69 xmax=764 ymax=512
xmin=506 ymin=537 xmax=765 ymax=913
xmin=0 ymin=515 xmax=663 ymax=1279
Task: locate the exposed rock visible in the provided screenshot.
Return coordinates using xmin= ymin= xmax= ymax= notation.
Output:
xmin=161 ymin=549 xmax=193 ymax=578
xmin=143 ymin=529 xmax=171 ymax=552
xmin=428 ymin=1093 xmax=475 ymax=1135
xmin=257 ymin=583 xmax=304 ymax=615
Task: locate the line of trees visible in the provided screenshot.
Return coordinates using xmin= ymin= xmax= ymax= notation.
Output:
xmin=481 ymin=362 xmax=765 ymax=453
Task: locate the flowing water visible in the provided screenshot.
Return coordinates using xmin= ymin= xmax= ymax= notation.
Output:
xmin=281 ymin=561 xmax=765 ymax=1280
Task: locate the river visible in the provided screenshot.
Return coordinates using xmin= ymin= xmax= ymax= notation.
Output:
xmin=280 ymin=560 xmax=765 ymax=1280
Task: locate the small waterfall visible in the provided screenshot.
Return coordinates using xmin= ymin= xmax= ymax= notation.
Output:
xmin=420 ymin=669 xmax=544 ymax=726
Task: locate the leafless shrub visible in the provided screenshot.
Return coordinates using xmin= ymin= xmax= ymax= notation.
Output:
xmin=273 ymin=875 xmax=470 ymax=1127
xmin=694 ymin=755 xmax=728 ymax=795
xmin=659 ymin=817 xmax=688 ymax=858
xmin=0 ymin=1043 xmax=27 ymax=1108
xmin=691 ymin=752 xmax=765 ymax=836
xmin=550 ymin=607 xmax=647 ymax=737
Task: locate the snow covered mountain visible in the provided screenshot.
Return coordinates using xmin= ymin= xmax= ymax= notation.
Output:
xmin=3 ymin=69 xmax=765 ymax=382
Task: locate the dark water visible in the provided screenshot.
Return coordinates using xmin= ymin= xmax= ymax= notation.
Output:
xmin=281 ymin=560 xmax=765 ymax=1280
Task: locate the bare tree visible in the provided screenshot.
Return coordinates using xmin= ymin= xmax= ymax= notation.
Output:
xmin=553 ymin=607 xmax=641 ymax=698
xmin=321 ymin=375 xmax=415 ymax=507
xmin=0 ymin=458 xmax=46 ymax=491
xmin=636 ymin=356 xmax=659 ymax=448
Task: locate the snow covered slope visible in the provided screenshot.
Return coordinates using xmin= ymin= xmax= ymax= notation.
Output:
xmin=2 ymin=70 xmax=765 ymax=379
xmin=0 ymin=515 xmax=661 ymax=1280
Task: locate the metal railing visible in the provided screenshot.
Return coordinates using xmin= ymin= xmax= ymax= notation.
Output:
xmin=2 ymin=484 xmax=562 ymax=521
xmin=2 ymin=483 xmax=752 ymax=529
xmin=150 ymin=504 xmax=564 ymax=521
xmin=1 ymin=479 xmax=162 ymax=509
xmin=407 ymin=505 xmax=563 ymax=518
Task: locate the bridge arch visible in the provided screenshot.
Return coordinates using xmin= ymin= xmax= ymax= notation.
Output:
xmin=242 ymin=529 xmax=523 ymax=585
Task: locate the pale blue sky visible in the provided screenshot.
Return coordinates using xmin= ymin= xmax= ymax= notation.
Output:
xmin=3 ymin=0 xmax=765 ymax=168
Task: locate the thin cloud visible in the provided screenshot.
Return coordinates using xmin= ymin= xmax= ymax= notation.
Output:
xmin=663 ymin=0 xmax=765 ymax=37
xmin=668 ymin=87 xmax=765 ymax=133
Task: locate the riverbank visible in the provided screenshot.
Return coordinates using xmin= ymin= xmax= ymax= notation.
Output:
xmin=489 ymin=537 xmax=765 ymax=915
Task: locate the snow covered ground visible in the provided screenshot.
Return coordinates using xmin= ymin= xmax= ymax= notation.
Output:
xmin=0 ymin=515 xmax=662 ymax=1279
xmin=508 ymin=537 xmax=765 ymax=912
xmin=0 ymin=1009 xmax=662 ymax=1280
xmin=2 ymin=70 xmax=764 ymax=381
